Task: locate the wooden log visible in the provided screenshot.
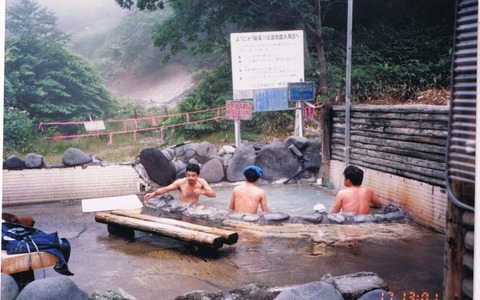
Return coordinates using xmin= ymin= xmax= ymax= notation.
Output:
xmin=332 ymin=142 xmax=446 ymax=162
xmin=332 ymin=134 xmax=446 ymax=155
xmin=95 ymin=212 xmax=224 ymax=248
xmin=109 ymin=210 xmax=238 ymax=245
xmin=1 ymin=250 xmax=58 ymax=274
xmin=333 ymin=122 xmax=448 ymax=139
xmin=333 ymin=104 xmax=449 ymax=114
xmin=333 ymin=117 xmax=448 ymax=131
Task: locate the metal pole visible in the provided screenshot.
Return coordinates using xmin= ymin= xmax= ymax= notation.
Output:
xmin=295 ymin=101 xmax=304 ymax=137
xmin=234 ymin=120 xmax=241 ymax=147
xmin=344 ymin=0 xmax=353 ymax=165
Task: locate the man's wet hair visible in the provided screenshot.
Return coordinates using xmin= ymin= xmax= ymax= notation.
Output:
xmin=186 ymin=163 xmax=200 ymax=174
xmin=244 ymin=169 xmax=260 ymax=182
xmin=343 ymin=165 xmax=364 ymax=185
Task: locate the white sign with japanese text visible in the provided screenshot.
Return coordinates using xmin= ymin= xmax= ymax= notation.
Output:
xmin=231 ymin=30 xmax=304 ymax=98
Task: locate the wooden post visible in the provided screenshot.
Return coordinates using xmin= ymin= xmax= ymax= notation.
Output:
xmin=320 ymin=101 xmax=332 ymax=186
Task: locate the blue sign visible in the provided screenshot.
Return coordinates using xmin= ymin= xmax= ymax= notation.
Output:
xmin=288 ymin=82 xmax=316 ymax=101
xmin=253 ymin=88 xmax=289 ymax=112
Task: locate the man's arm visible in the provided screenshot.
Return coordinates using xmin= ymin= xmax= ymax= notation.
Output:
xmin=195 ymin=178 xmax=216 ymax=198
xmin=259 ymin=192 xmax=268 ymax=212
xmin=229 ymin=190 xmax=236 ymax=211
xmin=144 ymin=180 xmax=181 ymax=201
xmin=331 ymin=193 xmax=343 ymax=213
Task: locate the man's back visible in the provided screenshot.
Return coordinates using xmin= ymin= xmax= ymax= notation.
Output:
xmin=229 ymin=183 xmax=267 ymax=214
xmin=332 ymin=185 xmax=380 ymax=214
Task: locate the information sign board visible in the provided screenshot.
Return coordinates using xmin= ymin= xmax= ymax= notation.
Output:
xmin=225 ymin=100 xmax=253 ymax=120
xmin=288 ymin=82 xmax=316 ymax=101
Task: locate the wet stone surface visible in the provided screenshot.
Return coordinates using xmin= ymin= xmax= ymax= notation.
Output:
xmin=4 ymin=200 xmax=444 ymax=299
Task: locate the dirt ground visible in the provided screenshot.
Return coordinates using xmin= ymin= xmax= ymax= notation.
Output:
xmin=5 ymin=200 xmax=445 ymax=300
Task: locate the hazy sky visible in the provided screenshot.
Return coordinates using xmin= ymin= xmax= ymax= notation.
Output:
xmin=37 ymin=0 xmax=128 ymax=34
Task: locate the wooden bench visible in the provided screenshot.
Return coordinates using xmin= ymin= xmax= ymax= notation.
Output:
xmin=1 ymin=250 xmax=58 ymax=274
xmin=95 ymin=210 xmax=238 ymax=249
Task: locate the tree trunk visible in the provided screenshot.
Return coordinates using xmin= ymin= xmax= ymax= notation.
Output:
xmin=315 ymin=0 xmax=328 ymax=95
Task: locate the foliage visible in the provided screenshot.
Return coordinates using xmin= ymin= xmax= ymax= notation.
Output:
xmin=5 ymin=0 xmax=115 ymax=122
xmin=3 ymin=107 xmax=37 ymax=154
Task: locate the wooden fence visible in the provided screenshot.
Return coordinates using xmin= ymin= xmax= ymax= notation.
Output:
xmin=322 ymin=104 xmax=450 ymax=232
xmin=328 ymin=105 xmax=449 ymax=187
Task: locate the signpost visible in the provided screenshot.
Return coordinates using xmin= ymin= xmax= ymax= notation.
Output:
xmin=230 ymin=30 xmax=305 ymax=145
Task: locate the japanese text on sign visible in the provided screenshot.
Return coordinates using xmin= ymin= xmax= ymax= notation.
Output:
xmin=231 ymin=30 xmax=304 ymax=93
xmin=225 ymin=100 xmax=253 ymax=120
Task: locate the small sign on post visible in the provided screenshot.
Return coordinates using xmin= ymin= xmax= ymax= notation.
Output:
xmin=288 ymin=82 xmax=316 ymax=101
xmin=84 ymin=121 xmax=106 ymax=132
xmin=225 ymin=100 xmax=253 ymax=121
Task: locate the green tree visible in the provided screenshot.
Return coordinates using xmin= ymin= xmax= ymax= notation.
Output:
xmin=5 ymin=0 xmax=114 ymax=122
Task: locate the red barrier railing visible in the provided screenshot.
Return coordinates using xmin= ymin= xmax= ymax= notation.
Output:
xmin=38 ymin=107 xmax=226 ymax=144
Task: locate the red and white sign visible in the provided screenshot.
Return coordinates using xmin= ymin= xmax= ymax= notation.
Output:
xmin=225 ymin=100 xmax=253 ymax=120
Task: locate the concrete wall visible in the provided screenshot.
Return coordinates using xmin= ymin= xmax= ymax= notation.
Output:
xmin=2 ymin=165 xmax=140 ymax=206
xmin=329 ymin=160 xmax=447 ymax=232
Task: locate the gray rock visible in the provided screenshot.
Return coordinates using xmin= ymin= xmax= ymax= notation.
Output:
xmin=200 ymin=158 xmax=224 ymax=183
xmin=327 ymin=213 xmax=345 ymax=224
xmin=284 ymin=136 xmax=310 ymax=149
xmin=4 ymin=154 xmax=24 ymax=169
xmin=225 ymin=141 xmax=256 ymax=182
xmin=301 ymin=140 xmax=322 ymax=171
xmin=24 ymin=152 xmax=44 ymax=168
xmin=357 ymin=289 xmax=399 ymax=300
xmin=228 ymin=212 xmax=245 ymax=220
xmin=275 ymin=281 xmax=343 ymax=300
xmin=302 ymin=213 xmax=323 ymax=223
xmin=162 ymin=149 xmax=175 ymax=161
xmin=263 ymin=212 xmax=290 ymax=222
xmin=1 ymin=273 xmax=19 ymax=300
xmin=16 ymin=277 xmax=88 ymax=300
xmin=195 ymin=141 xmax=218 ymax=163
xmin=62 ymin=148 xmax=92 ymax=166
xmin=255 ymin=140 xmax=300 ymax=180
xmin=173 ymin=160 xmax=187 ymax=178
xmin=325 ymin=272 xmax=388 ymax=300
xmin=140 ymin=148 xmax=176 ymax=186
xmin=353 ymin=214 xmax=377 ymax=223
xmin=288 ymin=144 xmax=303 ymax=158
xmin=183 ymin=142 xmax=199 ymax=161
xmin=243 ymin=214 xmax=261 ymax=222
xmin=219 ymin=145 xmax=236 ymax=155
xmin=386 ymin=211 xmax=406 ymax=221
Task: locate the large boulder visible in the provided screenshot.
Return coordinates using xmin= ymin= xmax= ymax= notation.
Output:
xmin=1 ymin=273 xmax=19 ymax=300
xmin=322 ymin=272 xmax=388 ymax=300
xmin=140 ymin=148 xmax=176 ymax=186
xmin=16 ymin=277 xmax=88 ymax=300
xmin=62 ymin=148 xmax=92 ymax=167
xmin=255 ymin=140 xmax=300 ymax=181
xmin=225 ymin=141 xmax=256 ymax=182
xmin=200 ymin=158 xmax=225 ymax=183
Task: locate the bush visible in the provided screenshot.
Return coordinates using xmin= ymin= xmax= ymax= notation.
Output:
xmin=4 ymin=107 xmax=37 ymax=154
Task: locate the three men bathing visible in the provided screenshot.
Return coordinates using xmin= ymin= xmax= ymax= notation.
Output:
xmin=144 ymin=163 xmax=216 ymax=204
xmin=331 ymin=165 xmax=382 ymax=214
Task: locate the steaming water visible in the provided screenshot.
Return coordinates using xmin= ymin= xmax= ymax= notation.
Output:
xmin=201 ymin=184 xmax=336 ymax=215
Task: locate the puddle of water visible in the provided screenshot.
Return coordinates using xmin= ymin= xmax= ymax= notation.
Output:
xmin=201 ymin=184 xmax=335 ymax=215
